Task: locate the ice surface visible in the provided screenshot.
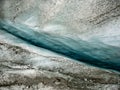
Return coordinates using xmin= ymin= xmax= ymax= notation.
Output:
xmin=0 ymin=0 xmax=120 ymax=89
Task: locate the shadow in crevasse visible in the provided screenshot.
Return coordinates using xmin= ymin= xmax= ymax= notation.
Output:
xmin=0 ymin=0 xmax=5 ymax=20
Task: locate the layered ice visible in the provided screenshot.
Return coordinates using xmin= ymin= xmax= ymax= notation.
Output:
xmin=0 ymin=20 xmax=120 ymax=72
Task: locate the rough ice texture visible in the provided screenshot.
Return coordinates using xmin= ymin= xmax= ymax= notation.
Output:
xmin=0 ymin=0 xmax=120 ymax=90
xmin=0 ymin=42 xmax=120 ymax=90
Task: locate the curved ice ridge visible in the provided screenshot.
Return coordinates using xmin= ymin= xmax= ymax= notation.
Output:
xmin=0 ymin=20 xmax=120 ymax=72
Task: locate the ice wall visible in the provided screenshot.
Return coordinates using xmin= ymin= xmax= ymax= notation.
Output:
xmin=0 ymin=0 xmax=120 ymax=72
